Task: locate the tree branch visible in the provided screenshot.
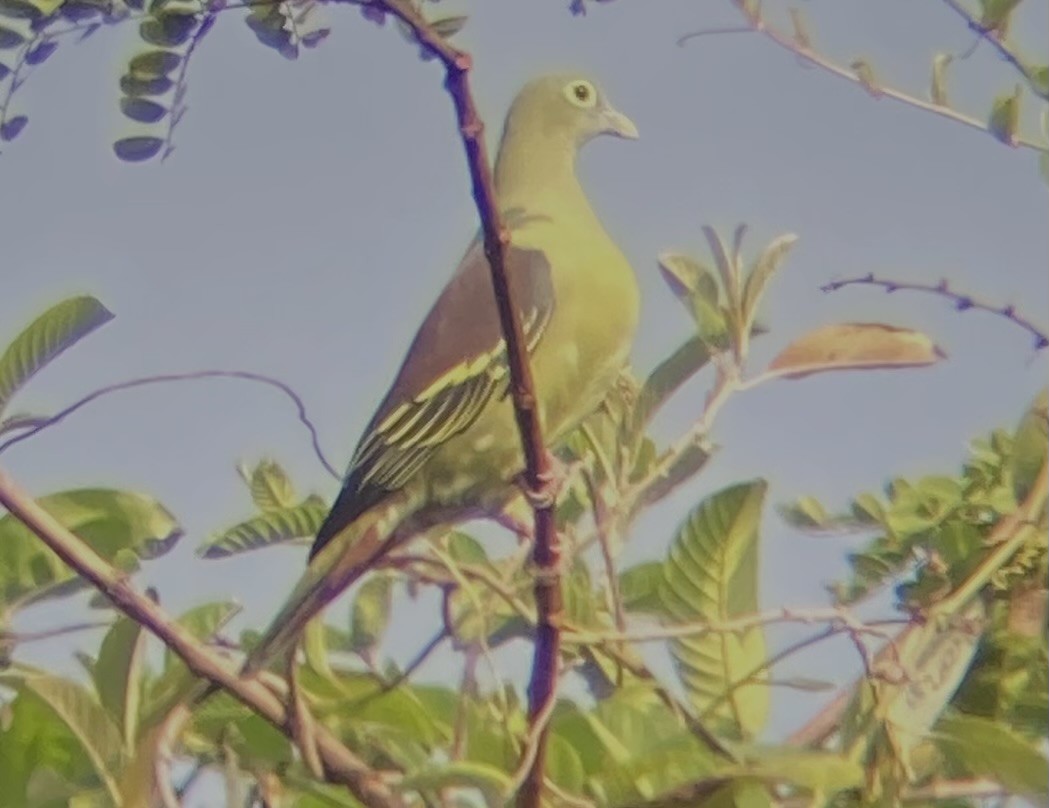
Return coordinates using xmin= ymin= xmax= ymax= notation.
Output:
xmin=938 ymin=0 xmax=1049 ymax=101
xmin=373 ymin=3 xmax=562 ymax=804
xmin=0 ymin=369 xmax=340 ymax=479
xmin=0 ymin=468 xmax=405 ymax=808
xmin=676 ymin=1 xmax=1048 ymax=153
xmin=821 ymin=274 xmax=1049 ymax=351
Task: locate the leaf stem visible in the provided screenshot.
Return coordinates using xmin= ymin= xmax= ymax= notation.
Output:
xmin=677 ymin=1 xmax=1048 ymax=153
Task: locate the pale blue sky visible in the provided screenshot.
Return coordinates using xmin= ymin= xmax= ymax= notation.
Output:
xmin=2 ymin=0 xmax=1047 ymax=794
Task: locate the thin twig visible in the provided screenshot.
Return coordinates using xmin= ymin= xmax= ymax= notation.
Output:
xmin=0 ymin=370 xmax=339 ymax=478
xmin=160 ymin=12 xmax=218 ymax=162
xmin=371 ymin=5 xmax=563 ymax=802
xmin=345 ymin=627 xmax=448 ymax=710
xmin=502 ymin=677 xmax=561 ymax=804
xmin=821 ymin=274 xmax=1049 ymax=351
xmin=155 ymin=704 xmax=194 ymax=808
xmin=702 ymin=618 xmax=910 ymax=723
xmin=0 ymin=468 xmax=405 ymax=808
xmin=563 ymin=605 xmax=900 ymax=645
xmin=677 ymin=1 xmax=1047 ymax=153
xmin=0 ymin=619 xmax=111 ymax=644
xmin=938 ymin=0 xmax=1048 ymax=100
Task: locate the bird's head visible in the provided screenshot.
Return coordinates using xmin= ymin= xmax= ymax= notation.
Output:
xmin=504 ymin=73 xmax=639 ymax=148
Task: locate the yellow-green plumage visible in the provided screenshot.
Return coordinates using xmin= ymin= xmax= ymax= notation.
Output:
xmin=243 ymin=73 xmax=640 ymax=673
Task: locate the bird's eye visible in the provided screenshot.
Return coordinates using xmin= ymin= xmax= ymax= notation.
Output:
xmin=563 ymin=80 xmax=597 ymax=109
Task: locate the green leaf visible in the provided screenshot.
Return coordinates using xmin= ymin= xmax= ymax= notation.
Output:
xmin=246 ymin=458 xmax=298 ymax=512
xmin=768 ymin=676 xmax=836 ymax=692
xmin=731 ymin=746 xmax=863 ymax=794
xmin=0 ymin=0 xmax=45 ymax=20
xmin=704 ymin=779 xmax=773 ymax=808
xmin=429 ymin=14 xmax=467 ymax=38
xmin=0 ymin=296 xmax=113 ymax=417
xmin=845 ymin=600 xmax=985 ymax=766
xmin=1010 ymin=389 xmax=1047 ymax=502
xmin=979 ymin=0 xmax=1023 ymax=31
xmin=702 ymin=225 xmax=740 ymax=309
xmin=0 ymin=671 xmax=125 ymax=805
xmin=93 ymin=613 xmax=147 ymax=748
xmin=128 ymin=48 xmax=181 ymax=75
xmin=139 ymin=12 xmax=197 ymax=47
xmin=119 ymin=96 xmax=167 ymax=124
xmin=988 ymin=84 xmax=1022 ymax=146
xmin=118 ymin=73 xmax=172 ymax=97
xmin=636 ymin=336 xmax=713 ymax=426
xmin=0 ymin=488 xmax=181 ymax=616
xmin=162 ymin=600 xmax=240 ymax=668
xmin=349 ymin=575 xmax=393 ymax=656
xmin=140 ymin=601 xmax=240 ymax=724
xmin=113 ymin=136 xmax=164 ymax=162
xmin=399 ymin=760 xmax=510 ymax=803
xmin=198 ymin=495 xmax=326 ymax=557
xmin=740 ymin=233 xmax=796 ymax=331
xmin=931 ymin=53 xmax=952 ymax=106
xmin=245 ymin=4 xmax=297 ymax=60
xmin=188 ymin=691 xmax=292 ymax=767
xmin=776 ymin=495 xmax=830 ymax=529
xmin=637 ymin=442 xmax=713 ymax=509
xmin=851 ymin=58 xmax=882 ymax=96
xmin=1031 ymin=64 xmax=1049 ymax=100
xmin=657 ymin=252 xmax=729 ymax=347
xmin=554 ymin=692 xmax=723 ymax=803
xmin=659 ymin=481 xmax=769 ymax=739
xmin=0 ymin=24 xmax=24 ymax=47
xmin=619 ymin=561 xmax=665 ymax=615
xmin=0 ymin=682 xmax=99 ymax=807
xmin=935 ymin=711 xmax=1048 ymax=796
xmin=444 ymin=531 xmax=488 ymax=564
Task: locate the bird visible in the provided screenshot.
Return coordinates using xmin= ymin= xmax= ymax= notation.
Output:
xmin=242 ymin=72 xmax=641 ymax=675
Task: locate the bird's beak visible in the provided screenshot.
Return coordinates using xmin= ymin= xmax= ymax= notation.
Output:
xmin=602 ymin=104 xmax=639 ymax=140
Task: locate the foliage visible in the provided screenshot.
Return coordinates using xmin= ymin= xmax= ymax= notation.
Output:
xmin=0 ymin=1 xmax=1046 ymax=806
xmin=3 ymin=213 xmax=1043 ymax=804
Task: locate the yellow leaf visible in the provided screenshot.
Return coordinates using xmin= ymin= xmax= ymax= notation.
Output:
xmin=767 ymin=323 xmax=946 ymax=379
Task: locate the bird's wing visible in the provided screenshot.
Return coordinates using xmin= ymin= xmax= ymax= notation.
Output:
xmin=309 ymin=241 xmax=554 ymax=559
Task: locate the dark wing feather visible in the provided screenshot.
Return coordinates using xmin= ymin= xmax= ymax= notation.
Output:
xmin=309 ymin=242 xmax=554 ymax=559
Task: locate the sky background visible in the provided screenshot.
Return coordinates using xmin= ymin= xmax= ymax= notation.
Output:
xmin=2 ymin=0 xmax=1047 ymax=801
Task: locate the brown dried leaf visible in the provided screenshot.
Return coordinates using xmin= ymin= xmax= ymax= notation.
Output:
xmin=767 ymin=323 xmax=946 ymax=379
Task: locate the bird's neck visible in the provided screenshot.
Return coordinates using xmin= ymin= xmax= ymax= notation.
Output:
xmin=493 ymin=130 xmax=591 ymax=218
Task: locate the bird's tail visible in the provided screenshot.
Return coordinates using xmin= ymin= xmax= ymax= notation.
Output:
xmin=240 ymin=490 xmax=418 ymax=676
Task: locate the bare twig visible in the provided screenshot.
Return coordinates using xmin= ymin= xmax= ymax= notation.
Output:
xmin=0 ymin=469 xmax=405 ymax=808
xmin=159 ymin=12 xmax=218 ymax=162
xmin=938 ymin=0 xmax=1049 ymax=101
xmin=0 ymin=370 xmax=339 ymax=478
xmin=372 ymin=3 xmax=563 ymax=803
xmin=0 ymin=619 xmax=111 ymax=644
xmin=563 ymin=605 xmax=901 ymax=645
xmin=155 ymin=704 xmax=194 ymax=808
xmin=821 ymin=274 xmax=1049 ymax=351
xmin=677 ymin=1 xmax=1048 ymax=153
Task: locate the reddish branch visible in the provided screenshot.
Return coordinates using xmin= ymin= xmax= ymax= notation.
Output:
xmin=376 ymin=2 xmax=562 ymax=804
xmin=821 ymin=274 xmax=1049 ymax=350
xmin=0 ymin=470 xmax=405 ymax=808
